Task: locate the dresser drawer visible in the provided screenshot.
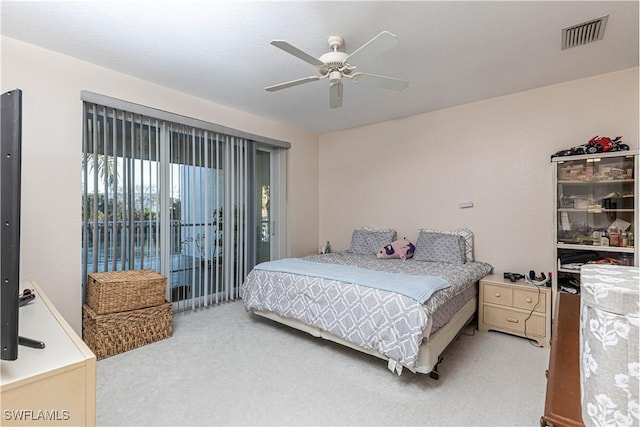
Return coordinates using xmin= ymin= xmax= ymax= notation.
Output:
xmin=483 ymin=305 xmax=546 ymax=336
xmin=482 ymin=284 xmax=513 ymax=306
xmin=513 ymin=287 xmax=546 ymax=313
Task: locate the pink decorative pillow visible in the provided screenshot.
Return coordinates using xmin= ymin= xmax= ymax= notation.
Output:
xmin=377 ymin=238 xmax=416 ymax=260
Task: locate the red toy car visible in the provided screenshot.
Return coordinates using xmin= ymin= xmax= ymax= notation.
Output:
xmin=550 ymin=136 xmax=630 ymax=159
xmin=584 ymin=136 xmax=629 ymax=154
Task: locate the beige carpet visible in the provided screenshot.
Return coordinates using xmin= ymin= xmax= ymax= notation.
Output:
xmin=97 ymin=300 xmax=550 ymax=426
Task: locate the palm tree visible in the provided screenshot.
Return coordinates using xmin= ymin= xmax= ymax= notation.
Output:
xmin=83 ymin=153 xmax=117 ymax=187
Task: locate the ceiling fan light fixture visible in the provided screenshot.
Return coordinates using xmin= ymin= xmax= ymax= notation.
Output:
xmin=329 ymin=71 xmax=342 ymax=84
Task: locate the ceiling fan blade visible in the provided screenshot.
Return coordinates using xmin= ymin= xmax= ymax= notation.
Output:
xmin=265 ymin=76 xmax=321 ymax=92
xmin=351 ymin=72 xmax=409 ymax=91
xmin=329 ymin=82 xmax=343 ymax=109
xmin=271 ymin=40 xmax=324 ymax=67
xmin=345 ymin=31 xmax=398 ymax=65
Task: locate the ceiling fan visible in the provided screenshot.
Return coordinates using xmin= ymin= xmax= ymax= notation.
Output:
xmin=265 ymin=31 xmax=409 ymax=109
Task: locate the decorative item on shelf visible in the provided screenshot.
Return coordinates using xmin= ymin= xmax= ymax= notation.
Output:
xmin=551 ymin=135 xmax=629 ymax=159
xmin=618 ymin=253 xmax=634 ymax=266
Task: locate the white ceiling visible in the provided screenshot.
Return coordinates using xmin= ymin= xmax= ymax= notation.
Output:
xmin=1 ymin=1 xmax=638 ymax=134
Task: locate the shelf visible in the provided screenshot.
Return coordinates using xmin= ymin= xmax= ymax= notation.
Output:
xmin=558 ymin=268 xmax=580 ymax=274
xmin=552 ymin=150 xmax=638 ymax=163
xmin=558 ymin=179 xmax=634 ymax=184
xmin=557 ymin=208 xmax=634 ymax=213
xmin=557 ymin=243 xmax=635 ymax=253
xmin=553 ymin=152 xmax=638 ymax=325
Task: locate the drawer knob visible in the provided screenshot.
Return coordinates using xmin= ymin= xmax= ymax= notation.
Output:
xmin=495 ymin=293 xmax=501 ymax=298
xmin=507 ymin=317 xmax=519 ymax=323
xmin=526 ymin=297 xmax=532 ymax=303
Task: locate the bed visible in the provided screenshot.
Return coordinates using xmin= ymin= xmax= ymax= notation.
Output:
xmin=242 ymin=228 xmax=493 ymax=378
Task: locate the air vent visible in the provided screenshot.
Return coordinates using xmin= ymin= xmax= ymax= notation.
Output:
xmin=561 ymin=15 xmax=608 ymax=50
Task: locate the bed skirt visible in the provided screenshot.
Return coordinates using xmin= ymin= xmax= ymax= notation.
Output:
xmin=252 ymin=295 xmax=477 ymax=375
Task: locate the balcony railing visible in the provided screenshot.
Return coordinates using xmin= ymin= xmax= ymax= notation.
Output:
xmin=83 ymin=220 xmax=226 ymax=304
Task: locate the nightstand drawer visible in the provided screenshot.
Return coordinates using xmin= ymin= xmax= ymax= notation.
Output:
xmin=513 ymin=288 xmax=546 ymax=313
xmin=483 ymin=305 xmax=546 ymax=336
xmin=482 ymin=284 xmax=513 ymax=306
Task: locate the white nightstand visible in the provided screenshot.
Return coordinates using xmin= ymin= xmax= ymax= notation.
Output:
xmin=478 ymin=274 xmax=552 ymax=347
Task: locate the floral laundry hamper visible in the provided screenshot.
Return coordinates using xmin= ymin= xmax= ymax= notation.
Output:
xmin=580 ymin=265 xmax=640 ymax=427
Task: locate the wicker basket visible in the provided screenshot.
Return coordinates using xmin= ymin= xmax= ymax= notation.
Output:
xmin=86 ymin=269 xmax=166 ymax=315
xmin=82 ymin=302 xmax=172 ymax=360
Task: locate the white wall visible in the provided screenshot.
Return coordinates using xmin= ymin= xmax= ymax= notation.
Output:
xmin=319 ymin=67 xmax=639 ymax=276
xmin=1 ymin=36 xmax=319 ymax=332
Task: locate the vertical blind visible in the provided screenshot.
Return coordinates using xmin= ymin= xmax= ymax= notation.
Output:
xmin=82 ymin=100 xmax=261 ymax=311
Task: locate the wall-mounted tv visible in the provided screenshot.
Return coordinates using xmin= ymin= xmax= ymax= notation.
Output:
xmin=1 ymin=88 xmax=22 ymax=361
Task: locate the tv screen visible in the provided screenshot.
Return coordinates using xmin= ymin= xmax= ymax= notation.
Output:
xmin=1 ymin=88 xmax=22 ymax=361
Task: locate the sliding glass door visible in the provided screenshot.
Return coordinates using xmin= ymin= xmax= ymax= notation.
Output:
xmin=82 ymin=101 xmax=286 ymax=311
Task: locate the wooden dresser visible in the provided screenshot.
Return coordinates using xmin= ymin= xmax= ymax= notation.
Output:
xmin=541 ymin=292 xmax=584 ymax=427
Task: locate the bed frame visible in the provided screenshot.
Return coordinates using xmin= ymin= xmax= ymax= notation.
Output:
xmin=251 ymin=295 xmax=477 ymax=379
